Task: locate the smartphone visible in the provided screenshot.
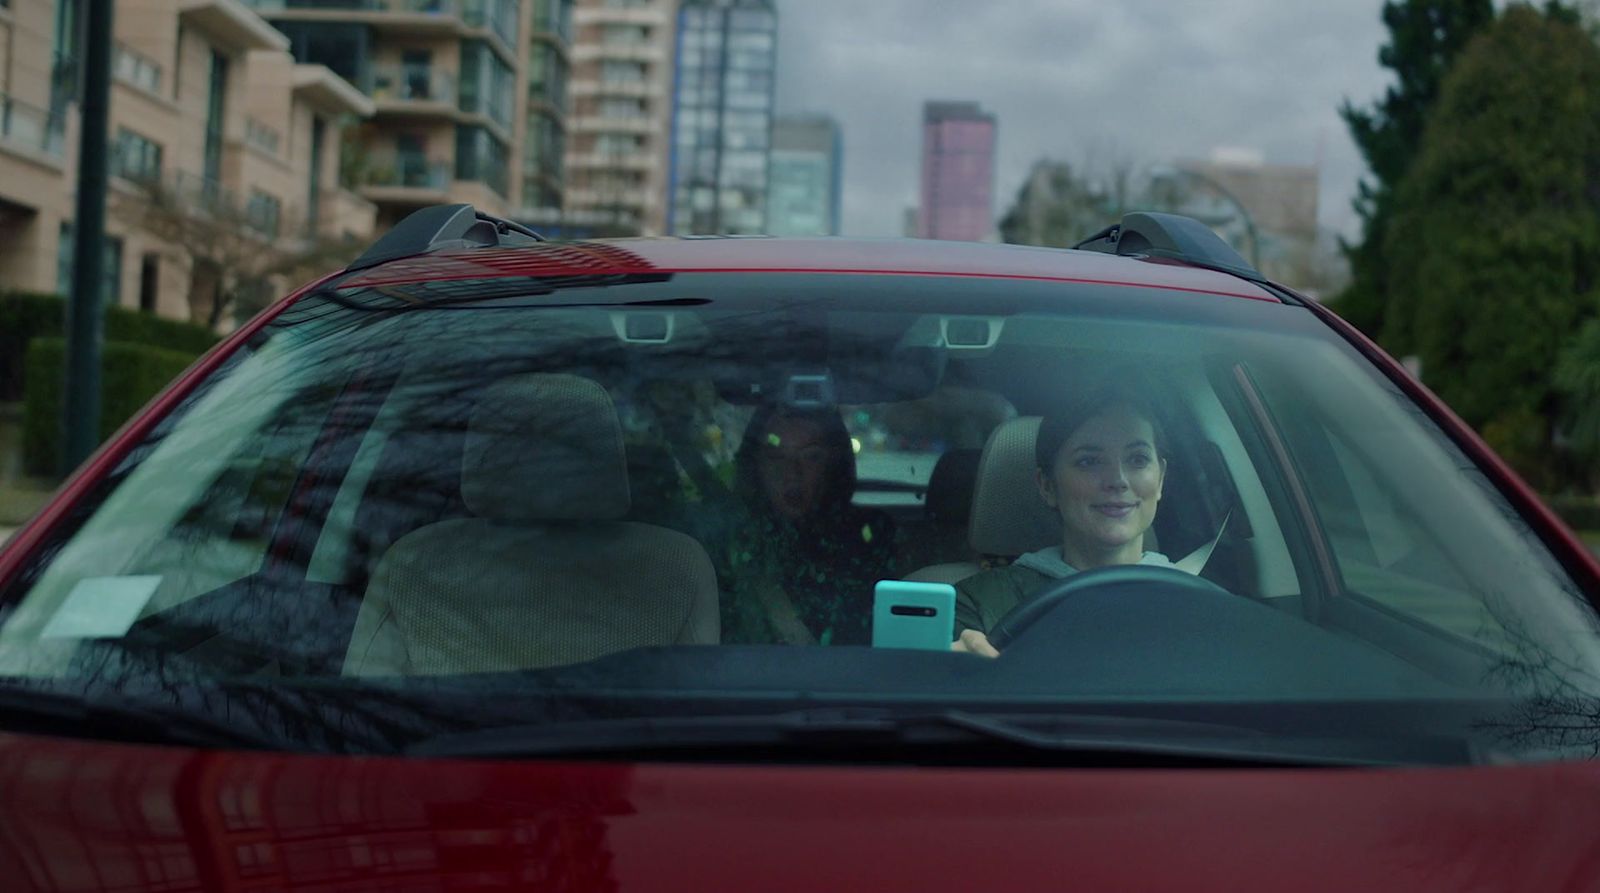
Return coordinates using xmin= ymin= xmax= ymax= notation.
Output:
xmin=872 ymin=580 xmax=957 ymax=651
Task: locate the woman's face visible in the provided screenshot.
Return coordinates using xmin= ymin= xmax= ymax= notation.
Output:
xmin=757 ymin=414 xmax=834 ymax=521
xmin=1037 ymin=404 xmax=1166 ymax=560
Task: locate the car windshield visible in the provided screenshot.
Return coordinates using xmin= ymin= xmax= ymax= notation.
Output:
xmin=2 ymin=264 xmax=1598 ymax=764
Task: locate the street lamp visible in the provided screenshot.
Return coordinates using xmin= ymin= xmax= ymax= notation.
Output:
xmin=1147 ymin=164 xmax=1262 ymax=270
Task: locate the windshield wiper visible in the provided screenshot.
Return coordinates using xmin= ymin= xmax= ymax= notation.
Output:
xmin=408 ymin=708 xmax=1446 ymax=767
xmin=0 ymin=685 xmax=287 ymax=751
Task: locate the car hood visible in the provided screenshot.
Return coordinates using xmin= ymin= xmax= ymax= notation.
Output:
xmin=1 ymin=731 xmax=1598 ymax=892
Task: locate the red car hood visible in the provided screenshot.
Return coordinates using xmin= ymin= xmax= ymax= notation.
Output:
xmin=2 ymin=732 xmax=1598 ymax=891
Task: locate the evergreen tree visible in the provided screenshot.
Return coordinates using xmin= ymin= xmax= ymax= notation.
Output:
xmin=1384 ymin=5 xmax=1600 ymax=485
xmin=1336 ymin=0 xmax=1494 ymax=336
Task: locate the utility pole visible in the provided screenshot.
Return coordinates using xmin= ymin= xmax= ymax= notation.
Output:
xmin=63 ymin=0 xmax=114 ymax=473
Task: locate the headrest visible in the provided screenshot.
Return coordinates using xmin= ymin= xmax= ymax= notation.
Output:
xmin=925 ymin=448 xmax=981 ymax=524
xmin=968 ymin=416 xmax=1060 ymax=556
xmin=462 ymin=373 xmax=630 ymax=523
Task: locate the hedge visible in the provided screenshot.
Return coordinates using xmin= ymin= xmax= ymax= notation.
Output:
xmin=23 ymin=337 xmax=199 ymax=476
xmin=1547 ymin=495 xmax=1600 ymax=532
xmin=0 ymin=291 xmax=218 ymax=402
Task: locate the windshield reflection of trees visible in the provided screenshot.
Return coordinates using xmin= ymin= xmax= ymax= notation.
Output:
xmin=12 ymin=294 xmax=1600 ymax=761
xmin=5 ymin=298 xmax=884 ymax=752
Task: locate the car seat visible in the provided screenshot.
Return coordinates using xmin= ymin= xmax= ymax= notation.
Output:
xmin=906 ymin=417 xmax=1055 ymax=584
xmin=342 ymin=373 xmax=719 ymax=675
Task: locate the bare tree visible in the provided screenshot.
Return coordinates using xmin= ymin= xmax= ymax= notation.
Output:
xmin=112 ymin=176 xmax=365 ymax=329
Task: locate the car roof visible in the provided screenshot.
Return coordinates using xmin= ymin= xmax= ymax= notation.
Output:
xmin=337 ymin=236 xmax=1283 ymax=304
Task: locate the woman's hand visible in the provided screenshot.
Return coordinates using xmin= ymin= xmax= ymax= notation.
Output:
xmin=951 ymin=629 xmax=999 ymax=658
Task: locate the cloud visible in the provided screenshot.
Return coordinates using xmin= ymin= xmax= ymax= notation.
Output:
xmin=773 ymin=0 xmax=1392 ymax=239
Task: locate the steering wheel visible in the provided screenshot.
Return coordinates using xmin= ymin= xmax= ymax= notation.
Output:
xmin=986 ymin=565 xmax=1234 ymax=650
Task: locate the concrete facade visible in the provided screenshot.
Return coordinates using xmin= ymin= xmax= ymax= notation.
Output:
xmin=559 ymin=0 xmax=674 ymax=236
xmin=0 ymin=0 xmax=375 ymax=324
xmin=253 ymin=0 xmax=567 ymax=231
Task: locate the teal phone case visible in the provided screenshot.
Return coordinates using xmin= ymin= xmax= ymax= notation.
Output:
xmin=872 ymin=580 xmax=957 ymax=650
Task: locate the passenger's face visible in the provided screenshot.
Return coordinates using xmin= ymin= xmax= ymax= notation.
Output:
xmin=1038 ymin=406 xmax=1166 ymax=560
xmin=758 ymin=415 xmax=832 ymax=521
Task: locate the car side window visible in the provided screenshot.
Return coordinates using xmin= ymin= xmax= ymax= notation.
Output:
xmin=1300 ymin=424 xmax=1507 ymax=643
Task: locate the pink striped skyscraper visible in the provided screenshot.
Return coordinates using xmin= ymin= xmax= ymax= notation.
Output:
xmin=918 ymin=101 xmax=997 ymax=241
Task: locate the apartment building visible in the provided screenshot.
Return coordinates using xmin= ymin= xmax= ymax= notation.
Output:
xmin=252 ymin=0 xmax=569 ymax=230
xmin=667 ymin=0 xmax=775 ymax=235
xmin=559 ymin=0 xmax=675 ymax=237
xmin=0 ymin=0 xmax=375 ymax=322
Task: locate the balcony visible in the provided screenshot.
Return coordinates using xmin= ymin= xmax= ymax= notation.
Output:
xmin=360 ymin=155 xmax=452 ymax=205
xmin=370 ymin=66 xmax=457 ymax=114
xmin=574 ymin=6 xmax=666 ymax=28
xmin=570 ymin=79 xmax=662 ymax=100
xmin=573 ymin=43 xmax=664 ymax=64
xmin=245 ymin=0 xmax=505 ymax=52
xmin=567 ymin=151 xmax=658 ymax=172
xmin=0 ymin=94 xmax=66 ymax=161
xmin=179 ymin=0 xmax=290 ymax=52
xmin=570 ymin=115 xmax=656 ymax=135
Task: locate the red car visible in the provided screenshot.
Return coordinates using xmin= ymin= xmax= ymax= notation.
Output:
xmin=3 ymin=207 xmax=1600 ymax=891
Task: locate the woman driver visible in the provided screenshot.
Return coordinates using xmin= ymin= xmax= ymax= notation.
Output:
xmin=952 ymin=385 xmax=1173 ymax=657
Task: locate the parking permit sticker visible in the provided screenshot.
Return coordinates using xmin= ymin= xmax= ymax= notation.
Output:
xmin=38 ymin=576 xmax=162 ymax=640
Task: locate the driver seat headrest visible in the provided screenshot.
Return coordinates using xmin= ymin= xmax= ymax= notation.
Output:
xmin=968 ymin=416 xmax=1061 ymax=556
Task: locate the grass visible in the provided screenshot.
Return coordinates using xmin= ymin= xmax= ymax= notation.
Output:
xmin=1580 ymin=530 xmax=1600 ymax=551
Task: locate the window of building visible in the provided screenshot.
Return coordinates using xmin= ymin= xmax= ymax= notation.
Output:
xmin=603 ymin=24 xmax=650 ymax=45
xmin=246 ymin=192 xmax=282 ymax=239
xmin=601 ymin=61 xmax=646 ymax=84
xmin=203 ymin=50 xmax=228 ymax=188
xmin=57 ymin=223 xmax=123 ymax=307
xmin=112 ymin=129 xmax=163 ymax=183
xmin=456 ymin=125 xmax=510 ymax=197
xmin=113 ymin=44 xmax=163 ymax=95
xmin=459 ymin=40 xmax=514 ymax=129
xmin=600 ymin=97 xmax=646 ymax=118
xmin=532 ymin=0 xmax=573 ymax=41
xmin=138 ymin=254 xmax=160 ymax=313
xmin=278 ymin=23 xmax=371 ymax=90
xmin=527 ymin=42 xmax=568 ymax=112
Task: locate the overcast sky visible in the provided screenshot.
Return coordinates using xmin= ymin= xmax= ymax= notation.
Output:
xmin=772 ymin=0 xmax=1392 ymax=239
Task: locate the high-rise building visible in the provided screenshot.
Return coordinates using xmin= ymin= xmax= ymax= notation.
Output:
xmin=522 ymin=0 xmax=576 ymax=224
xmin=668 ymin=0 xmax=777 ymax=235
xmin=561 ymin=0 xmax=677 ymax=237
xmin=0 ymin=0 xmax=374 ymax=322
xmin=767 ymin=115 xmax=841 ymax=237
xmin=917 ymin=101 xmax=995 ymax=242
xmin=248 ymin=0 xmax=561 ymax=229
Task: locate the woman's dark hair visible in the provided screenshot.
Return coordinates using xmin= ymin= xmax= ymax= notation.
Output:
xmin=1035 ymin=380 xmax=1169 ymax=474
xmin=735 ymin=404 xmax=858 ymax=517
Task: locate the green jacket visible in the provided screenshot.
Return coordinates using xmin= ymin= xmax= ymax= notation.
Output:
xmin=954 ymin=563 xmax=1053 ymax=636
xmin=955 ymin=550 xmax=1179 ymax=636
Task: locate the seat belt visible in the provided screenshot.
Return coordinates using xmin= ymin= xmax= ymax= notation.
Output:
xmin=1174 ymin=511 xmax=1231 ymax=576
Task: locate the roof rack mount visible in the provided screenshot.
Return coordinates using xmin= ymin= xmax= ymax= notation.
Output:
xmin=345 ymin=204 xmax=545 ymax=273
xmin=1073 ymin=211 xmax=1263 ymax=283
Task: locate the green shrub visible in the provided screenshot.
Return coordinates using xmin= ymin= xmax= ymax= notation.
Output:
xmin=1547 ymin=495 xmax=1600 ymax=532
xmin=23 ymin=337 xmax=199 ymax=476
xmin=0 ymin=291 xmax=218 ymax=402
